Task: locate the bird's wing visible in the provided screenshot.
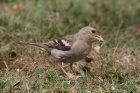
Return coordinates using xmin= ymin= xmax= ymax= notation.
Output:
xmin=17 ymin=34 xmax=76 ymax=51
xmin=44 ymin=34 xmax=76 ymax=51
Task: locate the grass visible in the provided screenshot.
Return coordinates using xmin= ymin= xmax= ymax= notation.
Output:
xmin=0 ymin=0 xmax=140 ymax=93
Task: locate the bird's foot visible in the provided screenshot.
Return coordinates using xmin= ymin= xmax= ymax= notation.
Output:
xmin=59 ymin=65 xmax=81 ymax=80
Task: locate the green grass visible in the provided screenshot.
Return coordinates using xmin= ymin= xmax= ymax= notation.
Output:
xmin=0 ymin=0 xmax=140 ymax=93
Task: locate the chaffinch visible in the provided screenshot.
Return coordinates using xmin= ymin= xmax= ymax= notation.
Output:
xmin=18 ymin=25 xmax=104 ymax=73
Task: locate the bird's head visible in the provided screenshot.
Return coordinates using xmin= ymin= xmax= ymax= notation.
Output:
xmin=77 ymin=25 xmax=104 ymax=43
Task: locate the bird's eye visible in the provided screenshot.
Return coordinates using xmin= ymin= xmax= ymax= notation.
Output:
xmin=91 ymin=30 xmax=95 ymax=33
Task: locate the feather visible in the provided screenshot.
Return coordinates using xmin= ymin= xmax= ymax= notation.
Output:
xmin=43 ymin=39 xmax=73 ymax=51
xmin=17 ymin=41 xmax=46 ymax=51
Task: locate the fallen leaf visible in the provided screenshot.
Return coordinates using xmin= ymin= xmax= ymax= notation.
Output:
xmin=94 ymin=45 xmax=100 ymax=53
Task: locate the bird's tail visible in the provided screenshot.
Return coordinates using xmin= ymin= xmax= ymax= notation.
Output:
xmin=17 ymin=41 xmax=51 ymax=53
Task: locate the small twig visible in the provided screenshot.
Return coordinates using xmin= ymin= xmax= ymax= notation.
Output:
xmin=112 ymin=42 xmax=120 ymax=57
xmin=26 ymin=83 xmax=30 ymax=93
xmin=27 ymin=51 xmax=36 ymax=61
xmin=3 ymin=60 xmax=9 ymax=72
xmin=13 ymin=81 xmax=20 ymax=87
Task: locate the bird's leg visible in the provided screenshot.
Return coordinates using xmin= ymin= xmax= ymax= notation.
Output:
xmin=70 ymin=63 xmax=76 ymax=75
xmin=59 ymin=63 xmax=67 ymax=73
xmin=59 ymin=65 xmax=78 ymax=80
xmin=59 ymin=63 xmax=74 ymax=79
xmin=61 ymin=62 xmax=70 ymax=68
xmin=59 ymin=62 xmax=75 ymax=74
xmin=59 ymin=62 xmax=68 ymax=73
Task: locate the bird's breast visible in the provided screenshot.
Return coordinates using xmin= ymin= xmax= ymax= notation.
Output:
xmin=72 ymin=43 xmax=91 ymax=57
xmin=64 ymin=41 xmax=91 ymax=62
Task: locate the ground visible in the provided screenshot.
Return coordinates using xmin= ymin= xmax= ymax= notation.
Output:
xmin=0 ymin=0 xmax=140 ymax=93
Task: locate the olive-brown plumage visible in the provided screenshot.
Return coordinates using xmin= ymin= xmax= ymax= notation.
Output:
xmin=18 ymin=25 xmax=104 ymax=73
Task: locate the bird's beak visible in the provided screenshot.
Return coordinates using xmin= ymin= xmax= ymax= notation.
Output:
xmin=94 ymin=35 xmax=104 ymax=42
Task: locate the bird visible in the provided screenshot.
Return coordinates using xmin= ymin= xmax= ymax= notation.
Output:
xmin=17 ymin=25 xmax=104 ymax=74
